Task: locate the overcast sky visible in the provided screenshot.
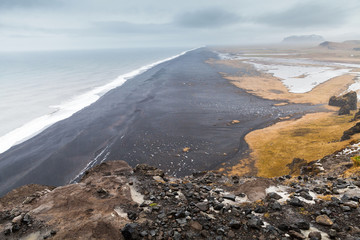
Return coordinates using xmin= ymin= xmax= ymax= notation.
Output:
xmin=0 ymin=0 xmax=359 ymax=51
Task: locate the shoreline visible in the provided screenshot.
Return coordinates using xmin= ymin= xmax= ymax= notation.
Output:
xmin=0 ymin=48 xmax=196 ymax=155
xmin=0 ymin=48 xmax=319 ymax=196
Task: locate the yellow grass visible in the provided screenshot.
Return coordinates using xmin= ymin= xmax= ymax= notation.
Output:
xmin=228 ymin=159 xmax=252 ymax=176
xmin=342 ymin=166 xmax=360 ymax=178
xmin=224 ymin=71 xmax=356 ymax=105
xmin=317 ymin=195 xmax=333 ymax=201
xmin=210 ymin=47 xmax=360 ymax=177
xmin=242 ymin=112 xmax=359 ymax=177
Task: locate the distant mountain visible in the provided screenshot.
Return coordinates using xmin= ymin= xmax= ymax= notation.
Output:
xmin=319 ymin=40 xmax=360 ymax=50
xmin=282 ymin=35 xmax=325 ymax=44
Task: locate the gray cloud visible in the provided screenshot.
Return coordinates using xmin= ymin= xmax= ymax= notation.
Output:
xmin=257 ymin=2 xmax=347 ymax=28
xmin=0 ymin=0 xmax=61 ymax=9
xmin=0 ymin=0 xmax=359 ymax=51
xmin=92 ymin=21 xmax=172 ymax=35
xmin=174 ymin=8 xmax=241 ymax=28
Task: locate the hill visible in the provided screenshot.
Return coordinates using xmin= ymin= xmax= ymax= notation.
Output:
xmin=319 ymin=40 xmax=360 ymax=50
xmin=282 ymin=35 xmax=325 ymax=44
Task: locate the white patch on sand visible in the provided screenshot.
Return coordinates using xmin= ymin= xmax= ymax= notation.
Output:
xmin=217 ymin=52 xmax=360 ymax=94
xmin=336 ymin=141 xmax=360 ymax=156
xmin=20 ymin=232 xmax=41 ymax=240
xmin=336 ymin=187 xmax=360 ymax=197
xmin=301 ymin=226 xmax=330 ymax=240
xmin=129 ymin=184 xmax=144 ymax=205
xmin=250 ymin=62 xmax=350 ymax=93
xmin=114 ymin=207 xmax=128 ymax=218
xmin=265 ymin=185 xmax=291 ymax=203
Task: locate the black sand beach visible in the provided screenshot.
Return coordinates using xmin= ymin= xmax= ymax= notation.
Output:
xmin=0 ymin=48 xmax=320 ymax=196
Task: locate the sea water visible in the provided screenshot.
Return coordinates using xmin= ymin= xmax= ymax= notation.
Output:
xmin=0 ymin=47 xmax=190 ymax=153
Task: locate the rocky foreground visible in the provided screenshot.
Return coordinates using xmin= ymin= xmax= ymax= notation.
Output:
xmin=1 ymin=148 xmax=360 ymax=240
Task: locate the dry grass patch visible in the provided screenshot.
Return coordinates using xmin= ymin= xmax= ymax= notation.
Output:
xmin=226 ymin=73 xmax=355 ymax=105
xmin=242 ymin=112 xmax=359 ymax=177
xmin=228 ymin=159 xmax=252 ymax=176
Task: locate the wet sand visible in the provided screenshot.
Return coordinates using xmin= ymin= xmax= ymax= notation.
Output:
xmin=0 ymin=48 xmax=319 ymax=196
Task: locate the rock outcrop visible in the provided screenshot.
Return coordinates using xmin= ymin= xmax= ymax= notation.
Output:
xmin=319 ymin=40 xmax=360 ymax=50
xmin=352 ymin=109 xmax=360 ymax=121
xmin=341 ymin=122 xmax=360 ymax=141
xmin=282 ymin=35 xmax=324 ymax=44
xmin=1 ymin=158 xmax=360 ymax=240
xmin=329 ymin=91 xmax=357 ymax=115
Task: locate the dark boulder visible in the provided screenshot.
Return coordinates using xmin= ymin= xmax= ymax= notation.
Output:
xmin=328 ymin=91 xmax=357 ymax=110
xmin=229 ymin=220 xmax=241 ymax=229
xmin=134 ymin=164 xmax=164 ymax=177
xmin=121 ymin=223 xmax=140 ymax=240
xmin=287 ymin=158 xmax=307 ymax=175
xmin=308 ymin=231 xmax=322 ymax=240
xmin=352 ymin=109 xmax=360 ymax=121
xmin=339 ymin=105 xmax=351 ymax=115
xmin=341 ymin=122 xmax=360 ymax=141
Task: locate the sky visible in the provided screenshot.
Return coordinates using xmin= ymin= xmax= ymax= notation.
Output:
xmin=0 ymin=0 xmax=359 ymax=51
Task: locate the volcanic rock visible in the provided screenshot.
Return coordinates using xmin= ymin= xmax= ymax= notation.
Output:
xmin=329 ymin=91 xmax=357 ymax=109
xmin=308 ymin=231 xmax=322 ymax=240
xmin=339 ymin=104 xmax=351 ymax=115
xmin=316 ymin=215 xmax=333 ymax=226
xmin=341 ymin=122 xmax=360 ymax=140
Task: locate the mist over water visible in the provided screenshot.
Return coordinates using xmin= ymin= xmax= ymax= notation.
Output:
xmin=0 ymin=47 xmax=189 ymax=153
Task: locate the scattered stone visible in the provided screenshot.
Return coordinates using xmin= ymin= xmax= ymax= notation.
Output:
xmin=190 ymin=221 xmax=202 ymax=231
xmin=308 ymin=231 xmax=322 ymax=240
xmin=228 ymin=230 xmax=236 ymax=238
xmin=300 ymin=191 xmax=313 ymax=200
xmin=329 ymin=229 xmax=337 ymax=238
xmin=288 ymin=197 xmax=304 ymax=207
xmin=3 ymin=223 xmax=12 ymax=235
xmin=296 ymin=220 xmax=310 ymax=230
xmin=342 ymin=206 xmax=351 ymax=212
xmin=223 ymin=194 xmax=236 ymax=201
xmin=96 ymin=188 xmax=109 ymax=198
xmin=22 ymin=196 xmax=36 ymax=204
xmin=2 ymin=160 xmax=360 ymax=240
xmin=182 ymin=147 xmax=190 ymax=153
xmin=316 ymin=215 xmax=333 ymax=226
xmin=269 ymin=201 xmax=282 ymax=211
xmin=127 ymin=211 xmax=137 ymax=220
xmin=195 ymin=202 xmax=209 ymax=212
xmin=214 ymin=203 xmax=224 ymax=210
xmin=229 ymin=220 xmax=241 ymax=229
xmin=248 ymin=216 xmax=263 ymax=230
xmin=12 ymin=214 xmax=23 ymax=224
xmin=344 ymin=202 xmax=358 ymax=208
xmin=134 ymin=164 xmax=164 ymax=177
xmin=121 ymin=223 xmax=139 ymax=240
xmin=176 ymin=218 xmax=187 ymax=225
xmin=288 ymin=230 xmax=305 ymax=239
xmin=267 ymin=192 xmax=282 ymax=200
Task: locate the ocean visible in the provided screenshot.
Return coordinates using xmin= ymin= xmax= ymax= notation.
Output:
xmin=0 ymin=47 xmax=190 ymax=154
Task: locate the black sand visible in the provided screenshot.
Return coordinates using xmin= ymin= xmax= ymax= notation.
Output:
xmin=0 ymin=48 xmax=320 ymax=196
